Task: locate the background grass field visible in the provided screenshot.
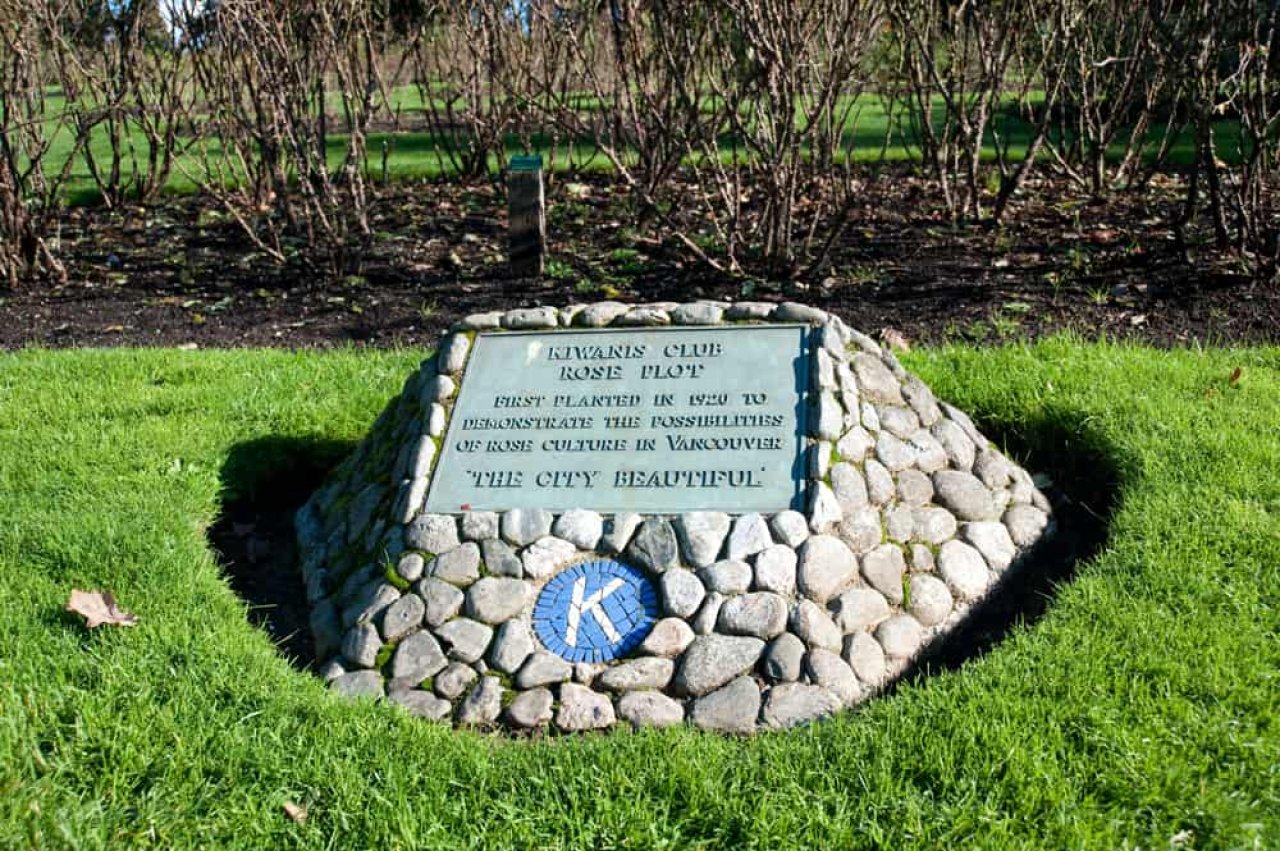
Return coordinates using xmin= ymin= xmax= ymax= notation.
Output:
xmin=1 ymin=340 xmax=1278 ymax=849
xmin=41 ymin=89 xmax=1224 ymax=206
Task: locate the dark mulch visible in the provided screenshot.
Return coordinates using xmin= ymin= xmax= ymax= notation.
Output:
xmin=1 ymin=170 xmax=1276 ymax=350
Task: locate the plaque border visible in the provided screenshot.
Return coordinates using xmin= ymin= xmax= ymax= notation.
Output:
xmin=427 ymin=323 xmax=813 ymax=514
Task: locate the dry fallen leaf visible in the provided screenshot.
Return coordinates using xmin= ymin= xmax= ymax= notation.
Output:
xmin=66 ymin=589 xmax=138 ymax=629
xmin=879 ymin=327 xmax=912 ymax=352
xmin=282 ymin=801 xmax=308 ymax=825
xmin=1229 ymin=366 xmax=1243 ymax=387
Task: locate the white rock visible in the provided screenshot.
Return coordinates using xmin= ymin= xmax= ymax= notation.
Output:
xmin=341 ymin=623 xmax=383 ymax=668
xmin=380 ymin=594 xmax=425 ymax=642
xmin=390 ymin=630 xmax=447 ymax=683
xmin=789 ymin=599 xmax=843 ymax=651
xmin=553 ymin=509 xmax=604 ymax=551
xmin=836 ymin=426 xmax=875 ymax=462
xmin=596 ymin=657 xmax=675 ymax=692
xmin=689 ymin=676 xmax=761 ymax=734
xmin=600 ymin=512 xmax=642 ymax=553
xmin=726 ymin=513 xmax=773 ymax=561
xmin=489 ymin=619 xmax=535 ymax=674
xmin=851 ymin=353 xmax=905 ymax=404
xmin=864 ymin=460 xmax=895 ymax=505
xmin=456 ymin=676 xmax=503 ymax=726
xmin=502 ymin=306 xmax=559 ymax=329
xmin=861 ymin=544 xmax=906 ymax=604
xmin=843 ymin=632 xmax=888 ymax=686
xmin=913 ymin=507 xmax=958 ymax=545
xmin=831 ymin=587 xmax=892 ymax=632
xmin=768 ymin=511 xmax=810 ymax=548
xmin=426 ymin=403 xmax=447 ymax=437
xmin=639 ymin=618 xmax=696 ymax=657
xmin=676 ymin=512 xmax=731 ymax=567
xmin=885 ymin=505 xmax=916 ymax=543
xmin=673 ymin=635 xmax=766 ymax=697
xmin=961 ymin=521 xmax=1017 ymax=571
xmin=556 ymin=683 xmax=615 ymax=731
xmin=762 ymin=632 xmax=806 ymax=682
xmin=937 ymin=540 xmax=991 ymax=601
xmin=1004 ymin=504 xmax=1050 ymax=547
xmin=460 ymin=511 xmax=498 ymax=542
xmin=908 ymin=574 xmax=954 ymax=627
xmin=837 ymin=507 xmax=882 ymax=554
xmin=875 ymin=432 xmax=918 ymax=472
xmin=797 ymin=535 xmax=859 ymax=604
xmin=814 ymin=393 xmax=844 ymax=440
xmin=805 ymin=648 xmax=860 ymax=703
xmin=876 ymin=615 xmax=926 ymax=660
xmin=433 ymin=661 xmax=477 ymax=699
xmin=521 ymin=536 xmax=578 ymax=579
xmin=417 ymin=577 xmax=464 ymax=627
xmin=429 ymin=542 xmax=481 ymax=586
xmin=465 ymin=577 xmax=530 ymax=624
xmin=576 ymin=301 xmax=630 ymax=327
xmin=691 ymin=592 xmax=725 ymax=635
xmin=516 ymin=651 xmax=572 ymax=689
xmin=762 ymin=683 xmax=842 ymax=728
xmin=700 ymin=559 xmax=753 ymax=594
xmin=438 ymin=333 xmax=471 ymax=374
xmin=404 ymin=513 xmax=460 ymax=554
xmin=661 ymin=568 xmax=707 ymax=618
xmin=502 ymin=508 xmax=554 ymax=546
xmin=880 ymin=404 xmax=921 ymax=437
xmin=932 ymin=418 xmax=977 ymax=470
xmin=895 ymin=469 xmax=934 ymax=506
xmin=831 ymin=463 xmax=869 ymax=511
xmin=753 ymin=545 xmax=797 ymax=596
xmin=717 ymin=592 xmax=789 ymax=639
xmin=389 ymin=689 xmax=451 ymax=720
xmin=617 ymin=690 xmax=685 ymax=728
xmin=808 ymin=482 xmax=843 ymax=533
xmin=506 ymin=688 xmax=554 ymax=728
xmin=932 ymin=471 xmax=998 ymax=521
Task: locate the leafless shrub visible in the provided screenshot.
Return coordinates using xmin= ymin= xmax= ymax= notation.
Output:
xmin=1200 ymin=1 xmax=1280 ymax=274
xmin=886 ymin=0 xmax=1029 ymax=221
xmin=47 ymin=1 xmax=197 ymax=207
xmin=701 ymin=0 xmax=886 ymax=276
xmin=0 ymin=1 xmax=83 ymax=287
xmin=186 ymin=0 xmax=396 ymax=273
xmin=406 ymin=3 xmax=526 ymax=180
xmin=516 ymin=0 xmax=884 ymax=277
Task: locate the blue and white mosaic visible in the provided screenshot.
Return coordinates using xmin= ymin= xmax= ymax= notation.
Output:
xmin=532 ymin=560 xmax=659 ymax=663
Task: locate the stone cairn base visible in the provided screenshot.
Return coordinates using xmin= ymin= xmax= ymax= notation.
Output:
xmin=295 ymin=301 xmax=1054 ymax=734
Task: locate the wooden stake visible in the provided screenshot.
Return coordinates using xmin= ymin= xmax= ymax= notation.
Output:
xmin=508 ymin=155 xmax=545 ymax=278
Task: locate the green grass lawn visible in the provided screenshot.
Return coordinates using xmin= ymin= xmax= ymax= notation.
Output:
xmin=2 ymin=340 xmax=1278 ymax=848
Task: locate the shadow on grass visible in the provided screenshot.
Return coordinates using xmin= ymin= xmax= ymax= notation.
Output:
xmin=207 ymin=408 xmax=1118 ymax=686
xmin=208 ymin=436 xmax=354 ymax=672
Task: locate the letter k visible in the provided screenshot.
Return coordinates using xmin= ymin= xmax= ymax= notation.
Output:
xmin=564 ymin=576 xmax=625 ymax=647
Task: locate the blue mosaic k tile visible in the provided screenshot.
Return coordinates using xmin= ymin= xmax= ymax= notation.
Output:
xmin=531 ymin=559 xmax=659 ymax=663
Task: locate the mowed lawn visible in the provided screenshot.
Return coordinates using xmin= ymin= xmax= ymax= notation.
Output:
xmin=43 ymin=87 xmax=1227 ymax=204
xmin=1 ymin=340 xmax=1277 ymax=849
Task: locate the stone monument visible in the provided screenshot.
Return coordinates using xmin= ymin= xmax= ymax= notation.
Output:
xmin=295 ymin=300 xmax=1053 ymax=733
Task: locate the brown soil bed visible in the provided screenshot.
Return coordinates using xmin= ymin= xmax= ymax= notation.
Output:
xmin=2 ymin=171 xmax=1276 ymax=349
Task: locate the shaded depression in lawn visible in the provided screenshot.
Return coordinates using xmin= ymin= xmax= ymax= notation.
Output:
xmin=208 ymin=412 xmax=1119 ymax=693
xmin=208 ymin=435 xmax=355 ymax=670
